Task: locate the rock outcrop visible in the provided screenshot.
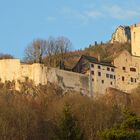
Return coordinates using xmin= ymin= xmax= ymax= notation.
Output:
xmin=110 ymin=26 xmax=131 ymax=43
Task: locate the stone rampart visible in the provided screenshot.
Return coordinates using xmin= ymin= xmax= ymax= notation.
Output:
xmin=0 ymin=59 xmax=89 ymax=94
xmin=46 ymin=67 xmax=89 ymax=95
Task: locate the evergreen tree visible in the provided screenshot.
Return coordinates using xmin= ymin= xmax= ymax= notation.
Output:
xmin=57 ymin=104 xmax=84 ymax=140
xmin=100 ymin=110 xmax=140 ymax=140
xmin=95 ymin=41 xmax=98 ymax=46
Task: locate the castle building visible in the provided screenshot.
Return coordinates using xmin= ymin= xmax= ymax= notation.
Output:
xmin=73 ymin=23 xmax=140 ymax=95
xmin=0 ymin=23 xmax=140 ymax=96
xmin=113 ymin=50 xmax=140 ymax=92
xmin=131 ymin=23 xmax=140 ymax=56
xmin=73 ymin=55 xmax=116 ymax=95
xmin=114 ymin=23 xmax=140 ymax=92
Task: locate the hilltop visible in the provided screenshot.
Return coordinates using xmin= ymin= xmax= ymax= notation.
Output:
xmin=58 ymin=25 xmax=131 ymax=69
xmin=63 ymin=42 xmax=131 ymax=69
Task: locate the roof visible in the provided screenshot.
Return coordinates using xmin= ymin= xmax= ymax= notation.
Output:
xmin=82 ymin=55 xmax=115 ymax=67
xmin=81 ymin=55 xmax=98 ymax=63
xmin=73 ymin=55 xmax=115 ymax=70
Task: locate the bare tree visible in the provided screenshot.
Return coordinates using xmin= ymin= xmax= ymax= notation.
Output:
xmin=24 ymin=37 xmax=72 ymax=66
xmin=56 ymin=36 xmax=72 ymax=60
xmin=45 ymin=36 xmax=72 ymax=67
xmin=46 ymin=36 xmax=71 ymax=56
xmin=24 ymin=39 xmax=47 ymax=63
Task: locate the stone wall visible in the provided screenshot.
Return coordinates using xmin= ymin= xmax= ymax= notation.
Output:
xmin=114 ymin=50 xmax=140 ymax=92
xmin=46 ymin=67 xmax=89 ymax=95
xmin=89 ymin=63 xmax=116 ymax=95
xmin=0 ymin=59 xmax=21 ymax=82
xmin=20 ymin=63 xmax=48 ymax=85
xmin=131 ymin=23 xmax=140 ymax=57
xmin=0 ymin=59 xmax=89 ymax=94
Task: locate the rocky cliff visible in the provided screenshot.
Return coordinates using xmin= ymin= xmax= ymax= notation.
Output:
xmin=110 ymin=26 xmax=131 ymax=43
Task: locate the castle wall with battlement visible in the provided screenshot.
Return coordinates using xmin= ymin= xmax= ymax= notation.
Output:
xmin=0 ymin=59 xmax=89 ymax=94
xmin=0 ymin=59 xmax=48 ymax=85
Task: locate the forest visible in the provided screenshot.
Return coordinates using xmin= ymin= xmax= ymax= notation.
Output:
xmin=0 ymin=80 xmax=139 ymax=140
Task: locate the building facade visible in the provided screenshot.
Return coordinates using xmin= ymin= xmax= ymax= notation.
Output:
xmin=89 ymin=62 xmax=116 ymax=95
xmin=73 ymin=55 xmax=116 ymax=95
xmin=113 ymin=50 xmax=140 ymax=92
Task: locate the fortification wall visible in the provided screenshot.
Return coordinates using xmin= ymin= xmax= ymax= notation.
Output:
xmin=0 ymin=59 xmax=89 ymax=94
xmin=0 ymin=59 xmax=21 ymax=82
xmin=0 ymin=59 xmax=48 ymax=85
xmin=46 ymin=67 xmax=89 ymax=95
xmin=20 ymin=64 xmax=33 ymax=81
xmin=20 ymin=63 xmax=48 ymax=85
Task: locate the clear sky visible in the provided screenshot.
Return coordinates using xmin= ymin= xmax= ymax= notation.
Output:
xmin=0 ymin=0 xmax=140 ymax=59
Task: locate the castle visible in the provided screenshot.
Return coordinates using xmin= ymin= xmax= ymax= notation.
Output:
xmin=73 ymin=23 xmax=140 ymax=95
xmin=0 ymin=23 xmax=140 ymax=96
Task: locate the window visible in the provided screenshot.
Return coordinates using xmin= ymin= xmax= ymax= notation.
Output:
xmin=111 ymin=68 xmax=114 ymax=72
xmin=98 ymin=72 xmax=101 ymax=76
xmin=91 ymin=64 xmax=94 ymax=67
xmin=92 ymin=78 xmax=94 ymax=82
xmin=91 ymin=71 xmax=94 ymax=75
xmin=110 ymin=75 xmax=114 ymax=79
xmin=114 ymin=75 xmax=116 ymax=79
xmin=131 ymin=78 xmax=137 ymax=83
xmin=107 ymin=67 xmax=110 ymax=71
xmin=98 ymin=65 xmax=101 ymax=69
xmin=122 ymin=76 xmax=125 ymax=81
xmin=102 ymin=80 xmax=104 ymax=84
xmin=130 ymin=67 xmax=136 ymax=72
xmin=131 ymin=77 xmax=133 ymax=82
xmin=110 ymin=82 xmax=113 ymax=85
xmin=122 ymin=67 xmax=126 ymax=70
xmin=106 ymin=74 xmax=109 ymax=78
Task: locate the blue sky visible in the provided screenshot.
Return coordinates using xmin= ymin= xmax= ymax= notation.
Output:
xmin=0 ymin=0 xmax=140 ymax=59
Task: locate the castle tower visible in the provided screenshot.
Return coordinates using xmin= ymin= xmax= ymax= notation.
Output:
xmin=130 ymin=23 xmax=140 ymax=56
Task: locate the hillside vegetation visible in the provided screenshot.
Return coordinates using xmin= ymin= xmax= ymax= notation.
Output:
xmin=23 ymin=37 xmax=131 ymax=69
xmin=62 ymin=42 xmax=131 ymax=69
xmin=0 ymin=81 xmax=139 ymax=140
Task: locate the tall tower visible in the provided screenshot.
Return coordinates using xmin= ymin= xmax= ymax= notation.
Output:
xmin=130 ymin=23 xmax=140 ymax=56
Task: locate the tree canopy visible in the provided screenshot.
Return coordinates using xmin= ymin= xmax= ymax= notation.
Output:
xmin=24 ymin=37 xmax=72 ymax=66
xmin=100 ymin=110 xmax=140 ymax=140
